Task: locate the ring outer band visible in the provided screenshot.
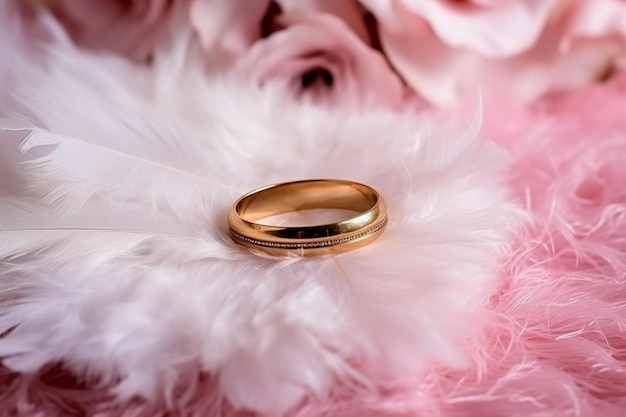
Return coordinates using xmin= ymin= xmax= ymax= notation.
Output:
xmin=227 ymin=179 xmax=388 ymax=257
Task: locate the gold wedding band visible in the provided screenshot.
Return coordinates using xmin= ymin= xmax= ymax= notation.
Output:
xmin=228 ymin=179 xmax=388 ymax=256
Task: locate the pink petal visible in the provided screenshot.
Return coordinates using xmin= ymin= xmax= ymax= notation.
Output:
xmin=44 ymin=0 xmax=122 ymax=33
xmin=236 ymin=13 xmax=405 ymax=109
xmin=373 ymin=8 xmax=619 ymax=106
xmin=471 ymin=0 xmax=519 ymax=7
xmin=567 ymin=0 xmax=626 ymax=40
xmin=362 ymin=0 xmax=560 ymax=57
xmin=278 ymin=0 xmax=371 ymax=43
xmin=190 ymin=0 xmax=372 ymax=58
xmin=189 ymin=0 xmax=271 ymax=55
xmin=44 ymin=0 xmax=172 ymax=60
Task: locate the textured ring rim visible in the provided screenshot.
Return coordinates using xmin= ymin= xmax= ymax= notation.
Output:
xmin=227 ymin=179 xmax=388 ymax=257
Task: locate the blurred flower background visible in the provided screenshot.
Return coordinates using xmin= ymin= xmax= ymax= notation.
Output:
xmin=27 ymin=0 xmax=626 ymax=107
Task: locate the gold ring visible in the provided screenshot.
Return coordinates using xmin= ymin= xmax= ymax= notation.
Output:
xmin=228 ymin=179 xmax=388 ymax=256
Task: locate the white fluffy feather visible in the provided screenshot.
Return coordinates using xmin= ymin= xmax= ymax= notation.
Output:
xmin=0 ymin=19 xmax=521 ymax=415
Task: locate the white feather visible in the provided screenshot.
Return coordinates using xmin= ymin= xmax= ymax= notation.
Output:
xmin=0 ymin=17 xmax=523 ymax=415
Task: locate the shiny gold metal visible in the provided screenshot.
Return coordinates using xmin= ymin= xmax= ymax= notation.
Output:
xmin=228 ymin=179 xmax=388 ymax=256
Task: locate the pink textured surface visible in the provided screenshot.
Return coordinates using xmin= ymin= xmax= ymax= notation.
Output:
xmin=2 ymin=72 xmax=626 ymax=416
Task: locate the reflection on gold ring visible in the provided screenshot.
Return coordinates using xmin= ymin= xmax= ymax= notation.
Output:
xmin=227 ymin=179 xmax=388 ymax=257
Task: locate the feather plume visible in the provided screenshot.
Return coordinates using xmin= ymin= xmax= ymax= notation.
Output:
xmin=0 ymin=15 xmax=521 ymax=416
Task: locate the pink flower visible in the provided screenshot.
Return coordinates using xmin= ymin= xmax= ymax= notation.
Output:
xmin=189 ymin=0 xmax=371 ymax=59
xmin=36 ymin=0 xmax=174 ymax=60
xmin=362 ymin=0 xmax=623 ymax=106
xmin=234 ymin=13 xmax=406 ymax=109
xmin=190 ymin=1 xmax=405 ymax=109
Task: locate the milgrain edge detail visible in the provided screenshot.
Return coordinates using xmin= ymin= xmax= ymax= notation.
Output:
xmin=229 ymin=216 xmax=388 ymax=250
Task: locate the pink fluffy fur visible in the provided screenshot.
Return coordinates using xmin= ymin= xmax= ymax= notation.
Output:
xmin=2 ymin=7 xmax=626 ymax=417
